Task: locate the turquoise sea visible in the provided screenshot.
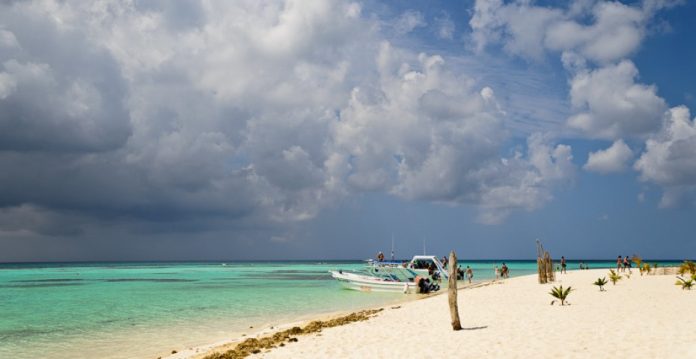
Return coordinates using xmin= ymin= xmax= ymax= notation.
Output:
xmin=0 ymin=259 xmax=682 ymax=358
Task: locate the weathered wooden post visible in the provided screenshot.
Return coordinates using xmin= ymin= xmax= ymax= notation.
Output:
xmin=545 ymin=251 xmax=555 ymax=282
xmin=537 ymin=257 xmax=546 ymax=284
xmin=536 ymin=239 xmax=547 ymax=284
xmin=536 ymin=239 xmax=555 ymax=283
xmin=448 ymin=251 xmax=462 ymax=330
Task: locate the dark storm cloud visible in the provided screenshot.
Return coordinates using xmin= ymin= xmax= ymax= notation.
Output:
xmin=0 ymin=0 xmax=581 ymax=261
xmin=0 ymin=5 xmax=131 ymax=153
xmin=0 ymin=2 xmax=273 ymax=239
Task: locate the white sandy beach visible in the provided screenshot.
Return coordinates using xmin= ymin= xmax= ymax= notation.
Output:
xmin=187 ymin=268 xmax=696 ymax=359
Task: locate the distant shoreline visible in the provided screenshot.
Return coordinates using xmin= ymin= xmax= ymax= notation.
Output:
xmin=1 ymin=258 xmax=691 ymax=265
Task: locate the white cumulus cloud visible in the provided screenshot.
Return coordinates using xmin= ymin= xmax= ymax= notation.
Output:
xmin=567 ymin=60 xmax=667 ymax=139
xmin=635 ymin=106 xmax=696 ymax=207
xmin=584 ymin=139 xmax=633 ymax=173
xmin=470 ymin=0 xmax=663 ymax=64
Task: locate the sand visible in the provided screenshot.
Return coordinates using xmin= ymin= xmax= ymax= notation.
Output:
xmin=183 ymin=268 xmax=696 ymax=358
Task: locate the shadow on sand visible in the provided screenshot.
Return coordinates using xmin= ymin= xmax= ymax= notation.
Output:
xmin=461 ymin=326 xmax=488 ymax=331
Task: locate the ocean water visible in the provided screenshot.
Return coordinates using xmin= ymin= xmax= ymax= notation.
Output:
xmin=0 ymin=259 xmax=681 ymax=358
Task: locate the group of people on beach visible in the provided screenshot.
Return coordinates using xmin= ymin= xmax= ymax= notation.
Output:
xmin=453 ymin=264 xmax=475 ymax=283
xmin=494 ymin=263 xmax=509 ymax=280
xmin=376 ymin=251 xmax=513 ymax=283
xmin=617 ymin=255 xmax=633 ymax=273
xmin=558 ymin=257 xmax=591 ymax=272
xmin=554 ymin=256 xmax=635 ymax=273
xmin=454 ymin=262 xmax=509 ymax=282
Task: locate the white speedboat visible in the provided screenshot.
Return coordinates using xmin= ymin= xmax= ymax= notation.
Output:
xmin=330 ymin=267 xmax=420 ymax=293
xmin=330 ymin=255 xmax=448 ymax=294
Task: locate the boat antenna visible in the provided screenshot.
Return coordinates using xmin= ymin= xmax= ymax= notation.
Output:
xmin=391 ymin=233 xmax=395 ymax=260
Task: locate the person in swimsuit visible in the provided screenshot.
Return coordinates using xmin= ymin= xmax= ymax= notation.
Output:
xmin=501 ymin=263 xmax=509 ymax=278
xmin=624 ymin=256 xmax=632 ymax=274
xmin=561 ymin=256 xmax=567 ymax=274
xmin=494 ymin=265 xmax=500 ymax=280
xmin=617 ymin=255 xmax=623 ymax=272
xmin=465 ymin=266 xmax=473 ymax=284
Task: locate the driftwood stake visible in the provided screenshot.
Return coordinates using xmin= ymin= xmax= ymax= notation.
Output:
xmin=545 ymin=252 xmax=555 ymax=282
xmin=536 ymin=239 xmax=554 ymax=284
xmin=448 ymin=251 xmax=462 ymax=330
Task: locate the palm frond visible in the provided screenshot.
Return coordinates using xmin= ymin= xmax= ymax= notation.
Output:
xmin=608 ymin=269 xmax=622 ymax=285
xmin=593 ymin=277 xmax=607 ymax=291
xmin=549 ymin=285 xmax=573 ymax=305
xmin=675 ymin=276 xmax=694 ymax=290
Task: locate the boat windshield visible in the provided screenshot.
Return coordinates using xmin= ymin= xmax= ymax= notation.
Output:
xmin=367 ymin=267 xmax=418 ymax=282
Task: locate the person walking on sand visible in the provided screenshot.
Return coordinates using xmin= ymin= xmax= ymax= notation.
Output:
xmin=561 ymin=256 xmax=567 ymax=274
xmin=465 ymin=266 xmax=473 ymax=284
xmin=617 ymin=255 xmax=623 ymax=272
xmin=624 ymin=256 xmax=632 ymax=274
xmin=494 ymin=265 xmax=500 ymax=280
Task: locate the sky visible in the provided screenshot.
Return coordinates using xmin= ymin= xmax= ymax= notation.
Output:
xmin=0 ymin=0 xmax=695 ymax=262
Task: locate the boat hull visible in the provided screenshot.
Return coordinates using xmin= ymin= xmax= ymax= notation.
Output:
xmin=329 ymin=271 xmax=418 ymax=294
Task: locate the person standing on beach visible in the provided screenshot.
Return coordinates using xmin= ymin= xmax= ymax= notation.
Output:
xmin=624 ymin=256 xmax=632 ymax=273
xmin=501 ymin=263 xmax=509 ymax=278
xmin=465 ymin=266 xmax=473 ymax=283
xmin=617 ymin=256 xmax=623 ymax=272
xmin=560 ymin=256 xmax=567 ymax=274
xmin=494 ymin=265 xmax=500 ymax=280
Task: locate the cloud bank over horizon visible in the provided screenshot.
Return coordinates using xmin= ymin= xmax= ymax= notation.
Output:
xmin=0 ymin=0 xmax=694 ymax=260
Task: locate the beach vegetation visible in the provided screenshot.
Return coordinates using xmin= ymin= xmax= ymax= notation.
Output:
xmin=632 ymin=255 xmax=642 ymax=273
xmin=675 ymin=277 xmax=694 ymax=290
xmin=204 ymin=309 xmax=382 ymax=359
xmin=608 ymin=270 xmax=622 ymax=285
xmin=549 ymin=285 xmax=573 ymax=306
xmin=678 ymin=260 xmax=696 ymax=276
xmin=635 ymin=255 xmax=646 ymax=275
xmin=593 ymin=277 xmax=608 ymax=291
xmin=642 ymin=263 xmax=651 ymax=275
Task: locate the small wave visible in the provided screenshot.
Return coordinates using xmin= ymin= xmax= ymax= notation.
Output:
xmin=103 ymin=278 xmax=197 ymax=283
xmin=11 ymin=278 xmax=84 ymax=283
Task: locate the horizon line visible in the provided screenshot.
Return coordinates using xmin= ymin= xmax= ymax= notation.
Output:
xmin=0 ymin=258 xmax=691 ymax=265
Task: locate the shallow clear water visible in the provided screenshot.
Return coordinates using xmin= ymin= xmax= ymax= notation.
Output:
xmin=0 ymin=259 xmax=680 ymax=358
